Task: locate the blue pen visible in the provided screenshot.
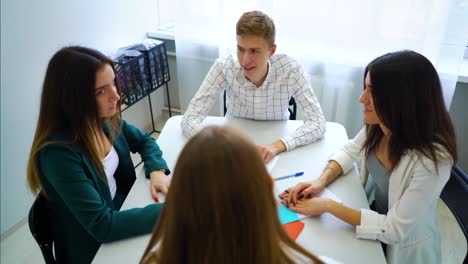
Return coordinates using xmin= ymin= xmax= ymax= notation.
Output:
xmin=275 ymin=172 xmax=304 ymax=181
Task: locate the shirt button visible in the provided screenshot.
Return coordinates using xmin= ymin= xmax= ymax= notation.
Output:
xmin=381 ymin=229 xmax=385 ymax=233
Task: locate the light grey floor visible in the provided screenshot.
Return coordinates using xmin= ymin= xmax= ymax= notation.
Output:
xmin=1 ymin=113 xmax=466 ymax=263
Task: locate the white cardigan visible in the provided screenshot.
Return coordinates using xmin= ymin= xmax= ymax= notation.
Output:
xmin=329 ymin=127 xmax=452 ymax=264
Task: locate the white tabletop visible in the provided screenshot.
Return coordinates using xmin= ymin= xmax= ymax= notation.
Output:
xmin=93 ymin=116 xmax=386 ymax=264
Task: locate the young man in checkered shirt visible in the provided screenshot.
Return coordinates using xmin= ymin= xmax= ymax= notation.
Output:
xmin=182 ymin=10 xmax=326 ymax=162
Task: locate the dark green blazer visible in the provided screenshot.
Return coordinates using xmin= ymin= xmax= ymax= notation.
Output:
xmin=39 ymin=120 xmax=169 ymax=263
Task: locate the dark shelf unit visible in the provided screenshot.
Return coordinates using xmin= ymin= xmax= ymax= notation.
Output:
xmin=114 ymin=42 xmax=173 ymax=135
xmin=114 ymin=42 xmax=172 ymax=168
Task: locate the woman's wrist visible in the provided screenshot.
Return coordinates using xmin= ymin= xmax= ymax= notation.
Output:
xmin=324 ymin=166 xmax=337 ymax=177
xmin=321 ymin=198 xmax=334 ymax=213
xmin=319 ymin=167 xmax=335 ymax=186
xmin=321 ymin=161 xmax=343 ymax=184
xmin=324 ymin=199 xmax=361 ymax=226
xmin=150 ymin=169 xmax=166 ymax=179
xmin=315 ymin=175 xmax=327 ymax=189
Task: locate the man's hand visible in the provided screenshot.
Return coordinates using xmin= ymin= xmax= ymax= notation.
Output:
xmin=149 ymin=170 xmax=170 ymax=202
xmin=257 ymin=140 xmax=287 ymax=163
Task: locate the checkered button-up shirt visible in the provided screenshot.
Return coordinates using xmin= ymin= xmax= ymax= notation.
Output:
xmin=181 ymin=54 xmax=326 ymax=150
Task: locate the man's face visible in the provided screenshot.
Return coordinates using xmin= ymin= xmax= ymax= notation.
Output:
xmin=236 ymin=34 xmax=276 ymax=86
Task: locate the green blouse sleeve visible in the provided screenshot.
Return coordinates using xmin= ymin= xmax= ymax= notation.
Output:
xmin=40 ymin=144 xmax=162 ymax=243
xmin=120 ymin=120 xmax=170 ymax=177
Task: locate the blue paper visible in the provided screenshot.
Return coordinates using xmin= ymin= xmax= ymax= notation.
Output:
xmin=278 ymin=205 xmax=300 ymax=224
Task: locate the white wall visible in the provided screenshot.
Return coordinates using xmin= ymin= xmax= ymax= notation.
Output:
xmin=157 ymin=0 xmax=176 ymax=26
xmin=1 ymin=0 xmax=159 ymax=234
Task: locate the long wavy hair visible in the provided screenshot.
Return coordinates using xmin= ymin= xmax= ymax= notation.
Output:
xmin=141 ymin=126 xmax=323 ymax=264
xmin=362 ymin=50 xmax=457 ymax=170
xmin=27 ymin=46 xmax=122 ymax=195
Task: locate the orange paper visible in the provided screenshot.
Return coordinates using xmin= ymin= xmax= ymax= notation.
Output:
xmin=282 ymin=221 xmax=305 ymax=240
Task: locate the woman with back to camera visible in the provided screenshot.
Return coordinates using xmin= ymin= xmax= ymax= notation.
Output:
xmin=280 ymin=50 xmax=457 ymax=264
xmin=141 ymin=125 xmax=326 ymax=264
xmin=27 ymin=46 xmax=171 ymax=263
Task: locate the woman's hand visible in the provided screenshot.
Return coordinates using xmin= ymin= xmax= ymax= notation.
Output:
xmin=278 ymin=178 xmax=326 ymax=207
xmin=288 ymin=197 xmax=331 ymax=216
xmin=149 ymin=170 xmax=170 ymax=201
xmin=291 ymin=197 xmax=362 ymax=226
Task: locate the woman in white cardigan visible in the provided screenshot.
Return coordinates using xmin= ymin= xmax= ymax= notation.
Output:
xmin=279 ymin=50 xmax=457 ymax=264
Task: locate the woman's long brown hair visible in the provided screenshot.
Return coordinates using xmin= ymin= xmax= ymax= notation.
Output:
xmin=362 ymin=50 xmax=457 ymax=170
xmin=141 ymin=126 xmax=323 ymax=264
xmin=27 ymin=46 xmax=121 ymax=195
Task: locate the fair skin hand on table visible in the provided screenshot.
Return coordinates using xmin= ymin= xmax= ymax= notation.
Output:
xmin=278 ymin=178 xmax=327 ymax=207
xmin=256 ymin=139 xmax=286 ymax=163
xmin=278 ymin=160 xmax=361 ymax=227
xmin=288 ymin=197 xmax=362 ymax=227
xmin=149 ymin=170 xmax=170 ymax=199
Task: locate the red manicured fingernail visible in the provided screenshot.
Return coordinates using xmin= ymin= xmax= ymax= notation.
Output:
xmin=153 ymin=196 xmax=159 ymax=203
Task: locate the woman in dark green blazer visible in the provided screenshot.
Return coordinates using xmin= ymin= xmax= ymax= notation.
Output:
xmin=27 ymin=46 xmax=170 ymax=263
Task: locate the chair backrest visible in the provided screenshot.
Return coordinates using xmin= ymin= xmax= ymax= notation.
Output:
xmin=440 ymin=164 xmax=468 ymax=263
xmin=223 ymin=90 xmax=227 ymax=116
xmin=288 ymin=97 xmax=297 ymax=120
xmin=28 ymin=193 xmax=56 ymax=264
xmin=223 ymin=90 xmax=297 ymax=120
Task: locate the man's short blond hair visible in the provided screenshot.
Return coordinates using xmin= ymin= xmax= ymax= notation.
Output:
xmin=236 ymin=10 xmax=275 ymax=47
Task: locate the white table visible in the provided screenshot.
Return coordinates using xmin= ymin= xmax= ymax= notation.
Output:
xmin=93 ymin=116 xmax=386 ymax=264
